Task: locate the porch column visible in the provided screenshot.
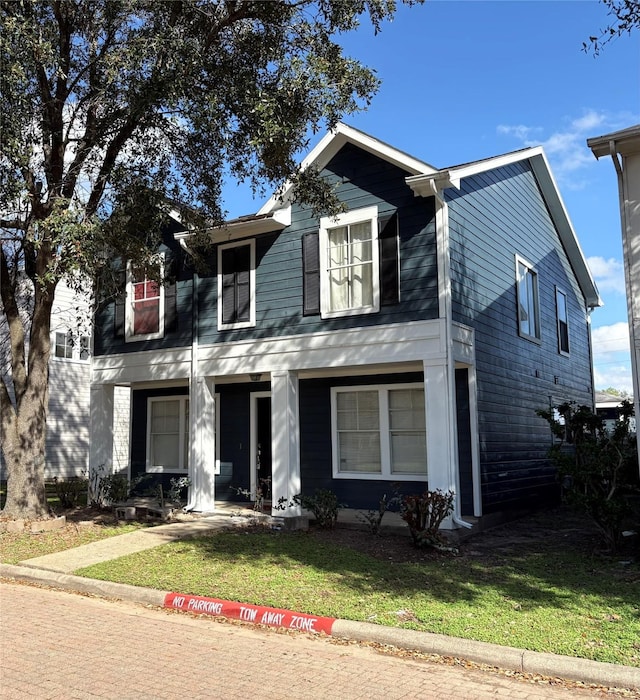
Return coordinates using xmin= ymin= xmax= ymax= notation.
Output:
xmin=189 ymin=376 xmax=216 ymax=512
xmin=89 ymin=383 xmax=114 ymax=483
xmin=271 ymin=370 xmax=302 ymax=517
xmin=423 ymin=359 xmax=457 ymax=528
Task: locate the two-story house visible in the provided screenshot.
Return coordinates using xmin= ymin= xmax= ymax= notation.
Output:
xmin=90 ymin=124 xmax=601 ymax=528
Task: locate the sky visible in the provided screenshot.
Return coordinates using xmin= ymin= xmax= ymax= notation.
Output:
xmin=222 ymin=0 xmax=640 ymax=394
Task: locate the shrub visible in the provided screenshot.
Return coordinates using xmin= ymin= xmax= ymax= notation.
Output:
xmin=537 ymin=400 xmax=639 ymax=551
xmin=357 ymin=486 xmax=402 ymax=535
xmin=276 ymin=489 xmax=344 ymax=529
xmin=52 ymin=476 xmax=87 ymax=508
xmin=400 ymin=489 xmax=454 ymax=548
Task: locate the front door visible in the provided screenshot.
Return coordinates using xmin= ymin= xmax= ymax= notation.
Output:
xmin=251 ymin=392 xmax=272 ymax=504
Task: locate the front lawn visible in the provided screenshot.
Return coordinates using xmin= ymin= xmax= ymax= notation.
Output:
xmin=75 ymin=509 xmax=640 ymax=667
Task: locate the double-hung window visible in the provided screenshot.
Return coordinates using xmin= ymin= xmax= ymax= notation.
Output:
xmin=54 ymin=330 xmax=91 ymax=360
xmin=331 ymin=384 xmax=427 ymax=480
xmin=555 ymin=287 xmax=569 ymax=355
xmin=218 ymin=240 xmax=255 ymax=330
xmin=319 ymin=206 xmax=380 ymax=318
xmin=126 ymin=256 xmax=165 ymax=342
xmin=516 ymin=255 xmax=540 ymax=341
xmin=146 ymin=396 xmax=189 ymax=473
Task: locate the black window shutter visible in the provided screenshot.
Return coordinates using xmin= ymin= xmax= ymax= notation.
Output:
xmin=302 ymin=232 xmax=320 ymax=316
xmin=164 ymin=253 xmax=178 ymax=333
xmin=379 ymin=212 xmax=399 ymax=306
xmin=221 ymin=245 xmax=251 ymax=324
xmin=114 ymin=269 xmax=126 ymax=338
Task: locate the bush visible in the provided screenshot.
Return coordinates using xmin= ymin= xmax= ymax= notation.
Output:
xmin=276 ymin=489 xmax=344 ymax=529
xmin=52 ymin=476 xmax=87 ymax=508
xmin=400 ymin=489 xmax=454 ymax=548
xmin=357 ymin=486 xmax=402 ymax=535
xmin=537 ymin=401 xmax=639 ymax=551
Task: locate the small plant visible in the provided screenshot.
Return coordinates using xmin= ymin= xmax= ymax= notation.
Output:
xmin=52 ymin=476 xmax=87 ymax=508
xmin=101 ymin=473 xmax=131 ymax=505
xmin=357 ymin=485 xmax=402 ymax=535
xmin=288 ymin=489 xmax=344 ymax=529
xmin=400 ymin=489 xmax=455 ymax=548
xmin=168 ymin=477 xmax=191 ymax=504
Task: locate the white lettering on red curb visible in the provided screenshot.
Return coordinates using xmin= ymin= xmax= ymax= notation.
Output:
xmin=164 ymin=593 xmax=335 ymax=634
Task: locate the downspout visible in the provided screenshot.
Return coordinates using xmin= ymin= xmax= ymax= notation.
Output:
xmin=179 ymin=238 xmax=199 ymax=512
xmin=433 ymin=185 xmax=473 ymax=530
xmin=608 ymin=140 xmax=640 ymax=477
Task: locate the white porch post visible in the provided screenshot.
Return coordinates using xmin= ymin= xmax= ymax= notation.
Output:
xmin=423 ymin=359 xmax=457 ymax=528
xmin=270 ymin=369 xmax=301 ymax=517
xmin=89 ymin=383 xmax=115 ymax=483
xmin=189 ymin=376 xmax=216 ymax=512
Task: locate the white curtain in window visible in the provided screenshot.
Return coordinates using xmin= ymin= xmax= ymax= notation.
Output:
xmin=328 ymin=222 xmax=373 ymax=311
xmin=337 ymin=391 xmax=381 ymax=472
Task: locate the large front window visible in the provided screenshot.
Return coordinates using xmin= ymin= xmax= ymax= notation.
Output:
xmin=146 ymin=396 xmax=189 ymax=472
xmin=320 ymin=206 xmax=379 ymax=318
xmin=332 ymin=384 xmax=426 ymax=480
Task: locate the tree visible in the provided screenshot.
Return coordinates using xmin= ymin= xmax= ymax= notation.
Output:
xmin=585 ymin=0 xmax=640 ymax=54
xmin=0 ymin=0 xmax=419 ymax=519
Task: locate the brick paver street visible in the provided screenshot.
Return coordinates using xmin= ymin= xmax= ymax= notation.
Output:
xmin=0 ymin=581 xmax=630 ymax=699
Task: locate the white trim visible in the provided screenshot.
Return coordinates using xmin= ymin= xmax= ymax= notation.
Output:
xmin=91 ymin=319 xmax=477 ymax=385
xmin=258 ymin=123 xmax=436 ymax=215
xmin=331 ymin=382 xmax=427 ymax=481
xmin=217 ymin=239 xmax=256 ymax=331
xmin=145 ymin=395 xmax=189 ymax=473
xmin=515 ymin=254 xmax=541 ymax=343
xmin=125 ymin=256 xmax=165 ymax=343
xmin=250 ymin=391 xmax=271 ymax=498
xmin=319 ymin=205 xmax=380 ymax=319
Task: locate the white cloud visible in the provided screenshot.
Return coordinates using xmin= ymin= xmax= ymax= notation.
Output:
xmin=586 ymin=256 xmax=626 ymax=295
xmin=496 ymin=110 xmax=636 ymax=187
xmin=593 ymin=363 xmax=634 ymax=395
xmin=591 ymin=321 xmax=630 ymax=355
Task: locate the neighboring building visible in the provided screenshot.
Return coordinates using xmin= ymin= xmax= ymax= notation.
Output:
xmin=1 ymin=278 xmax=93 ymax=480
xmin=595 ymin=391 xmax=636 ymax=435
xmin=588 ymin=126 xmax=640 ymax=476
xmin=91 ymin=124 xmax=601 ymax=527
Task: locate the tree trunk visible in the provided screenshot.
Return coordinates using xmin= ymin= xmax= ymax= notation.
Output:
xmin=1 ymin=289 xmax=54 ymax=520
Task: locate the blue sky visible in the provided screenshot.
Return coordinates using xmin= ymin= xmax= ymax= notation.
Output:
xmin=224 ymin=0 xmax=640 ymax=393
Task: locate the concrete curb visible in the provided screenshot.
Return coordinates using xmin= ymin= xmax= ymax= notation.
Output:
xmin=2 ymin=563 xmax=639 ymax=691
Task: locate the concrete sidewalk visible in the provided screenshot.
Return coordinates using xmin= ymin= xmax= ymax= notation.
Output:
xmin=1 ymin=508 xmax=639 ymax=693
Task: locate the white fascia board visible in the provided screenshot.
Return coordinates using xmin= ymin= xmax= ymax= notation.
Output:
xmin=588 ymin=125 xmax=640 ymax=159
xmin=258 ymin=123 xmax=437 ymax=215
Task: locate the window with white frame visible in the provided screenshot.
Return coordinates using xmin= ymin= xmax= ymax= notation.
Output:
xmin=319 ymin=206 xmax=380 ymax=318
xmin=126 ymin=256 xmax=165 ymax=342
xmin=146 ymin=396 xmax=189 ymax=472
xmin=331 ymin=384 xmax=427 ymax=480
xmin=555 ymin=287 xmax=569 ymax=355
xmin=218 ymin=240 xmax=256 ymax=330
xmin=54 ymin=330 xmax=91 ymax=360
xmin=516 ymin=256 xmax=540 ymax=341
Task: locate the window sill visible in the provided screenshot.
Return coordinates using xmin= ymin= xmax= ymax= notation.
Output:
xmin=333 ymin=472 xmax=428 ymax=481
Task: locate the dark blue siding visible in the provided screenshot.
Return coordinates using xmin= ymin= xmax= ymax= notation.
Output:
xmin=448 ymin=161 xmax=593 ymax=513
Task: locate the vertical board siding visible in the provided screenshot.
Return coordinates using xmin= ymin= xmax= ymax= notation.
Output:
xmin=448 ymin=161 xmax=593 ymax=513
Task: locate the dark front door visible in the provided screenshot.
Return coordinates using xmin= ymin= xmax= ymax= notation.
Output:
xmin=256 ymin=396 xmax=272 ymax=499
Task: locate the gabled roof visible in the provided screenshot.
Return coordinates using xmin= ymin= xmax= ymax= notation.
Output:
xmin=258 ymin=123 xmax=437 ymax=215
xmin=587 ymin=125 xmax=640 ymax=159
xmin=407 ymin=147 xmax=602 ymax=310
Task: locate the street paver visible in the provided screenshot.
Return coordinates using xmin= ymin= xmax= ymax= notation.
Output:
xmin=0 ymin=582 xmax=628 ymax=700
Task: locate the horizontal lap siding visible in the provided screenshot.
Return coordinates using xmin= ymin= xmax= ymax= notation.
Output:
xmin=448 ymin=161 xmax=593 ymax=513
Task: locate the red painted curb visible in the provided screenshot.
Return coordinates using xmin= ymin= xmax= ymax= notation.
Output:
xmin=164 ymin=592 xmax=336 ymax=635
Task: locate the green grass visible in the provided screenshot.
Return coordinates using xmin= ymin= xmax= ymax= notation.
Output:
xmin=76 ymin=526 xmax=640 ymax=667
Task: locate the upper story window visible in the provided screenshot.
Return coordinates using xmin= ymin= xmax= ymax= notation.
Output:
xmin=556 ymin=287 xmax=570 ymax=355
xmin=54 ymin=330 xmax=90 ymax=361
xmin=125 ymin=255 xmax=165 ymax=342
xmin=218 ymin=240 xmax=255 ymax=330
xmin=319 ymin=206 xmax=380 ymax=318
xmin=331 ymin=384 xmax=427 ymax=481
xmin=516 ymin=255 xmax=540 ymax=341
